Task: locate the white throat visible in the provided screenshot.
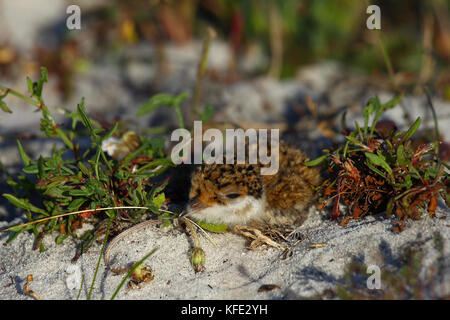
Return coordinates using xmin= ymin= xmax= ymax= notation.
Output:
xmin=187 ymin=195 xmax=265 ymax=226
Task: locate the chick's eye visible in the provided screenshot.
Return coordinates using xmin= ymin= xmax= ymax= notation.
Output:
xmin=226 ymin=193 xmax=241 ymax=199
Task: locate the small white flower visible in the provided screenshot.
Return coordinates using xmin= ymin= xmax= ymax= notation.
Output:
xmin=101 ymin=137 xmax=119 ymax=157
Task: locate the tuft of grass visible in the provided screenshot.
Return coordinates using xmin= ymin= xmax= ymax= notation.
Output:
xmin=0 ymin=67 xmax=175 ymax=260
xmin=306 ymin=95 xmax=449 ymax=231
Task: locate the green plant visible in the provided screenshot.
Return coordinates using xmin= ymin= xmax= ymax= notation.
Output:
xmin=137 ymin=92 xmax=188 ymax=129
xmin=0 ymin=67 xmax=174 ymax=261
xmin=306 ymin=95 xmax=449 ymax=231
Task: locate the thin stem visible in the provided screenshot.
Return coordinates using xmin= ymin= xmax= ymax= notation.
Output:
xmin=174 ymin=105 xmax=185 ymax=129
xmin=0 ymin=84 xmax=74 ymax=150
xmin=76 ymin=275 xmax=84 ymax=300
xmin=182 ymin=217 xmax=218 ymax=248
xmin=0 ymin=206 xmax=180 ymax=234
xmin=88 ymin=218 xmax=112 ymax=300
xmin=192 ymin=27 xmax=216 ymax=116
xmin=0 ymin=85 xmax=40 ymax=107
xmin=424 ymin=87 xmax=440 ymax=156
xmin=375 ymin=34 xmax=397 ymax=91
xmin=182 ymin=217 xmax=200 ymax=247
xmin=0 ymin=206 xmax=151 ymax=232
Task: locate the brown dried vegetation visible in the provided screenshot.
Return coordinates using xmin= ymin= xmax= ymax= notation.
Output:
xmin=306 ymin=95 xmax=449 ymax=231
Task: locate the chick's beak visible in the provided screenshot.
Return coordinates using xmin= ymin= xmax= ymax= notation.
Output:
xmin=186 ymin=196 xmax=208 ymax=213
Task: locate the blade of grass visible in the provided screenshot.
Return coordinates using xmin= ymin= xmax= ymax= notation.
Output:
xmin=193 ymin=27 xmax=216 ymax=116
xmin=76 ymin=275 xmax=84 ymax=300
xmin=87 ymin=218 xmax=111 ymax=300
xmin=424 ymin=87 xmax=440 ymax=156
xmin=400 ymin=117 xmax=421 ymax=144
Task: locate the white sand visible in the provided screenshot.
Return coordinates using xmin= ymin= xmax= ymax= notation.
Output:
xmin=1 ymin=207 xmax=448 ymax=300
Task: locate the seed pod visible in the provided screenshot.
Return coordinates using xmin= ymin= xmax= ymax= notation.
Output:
xmin=190 ymin=246 xmax=205 ymax=273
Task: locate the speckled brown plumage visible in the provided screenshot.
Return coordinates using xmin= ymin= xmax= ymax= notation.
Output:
xmin=186 ymin=142 xmax=322 ymax=227
xmin=261 ymin=142 xmax=322 ymax=225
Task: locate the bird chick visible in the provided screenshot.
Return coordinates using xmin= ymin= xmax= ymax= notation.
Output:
xmin=186 ymin=142 xmax=321 ymax=227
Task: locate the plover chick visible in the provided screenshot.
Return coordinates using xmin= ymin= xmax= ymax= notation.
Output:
xmin=186 ymin=142 xmax=322 ymax=227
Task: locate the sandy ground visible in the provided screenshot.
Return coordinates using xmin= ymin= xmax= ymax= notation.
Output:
xmin=0 ymin=207 xmax=449 ymax=300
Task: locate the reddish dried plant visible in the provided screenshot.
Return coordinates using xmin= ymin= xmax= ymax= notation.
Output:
xmin=307 ymin=95 xmax=449 ymax=231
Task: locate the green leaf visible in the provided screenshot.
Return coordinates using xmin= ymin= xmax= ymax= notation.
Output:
xmin=0 ymin=100 xmax=12 ymax=113
xmin=401 ymin=117 xmax=421 ymax=143
xmin=365 ymin=152 xmax=393 ymax=176
xmin=386 ymin=198 xmax=394 ymax=217
xmin=196 ymin=221 xmax=228 ymax=233
xmin=77 ymin=98 xmax=96 ymax=137
xmin=173 ymin=92 xmax=188 ymax=106
xmin=304 ymin=154 xmax=328 ymax=166
xmin=78 ymin=162 xmax=90 ymax=176
xmin=407 ymin=162 xmax=422 ymax=180
xmin=136 ymin=93 xmax=177 ymax=117
xmin=383 ymin=94 xmax=403 ymax=110
xmin=345 ymin=135 xmax=364 ymax=147
xmin=354 ymin=121 xmax=363 ymax=141
xmin=6 ymin=230 xmax=23 ymax=244
xmin=201 ymin=104 xmax=215 ymax=122
xmin=16 ymin=140 xmax=31 ymax=166
xmin=0 ymin=88 xmax=8 ymax=99
xmin=22 ymin=164 xmax=38 ymax=174
xmin=365 ymin=160 xmax=387 ymax=179
xmin=68 ymin=189 xmax=94 ymax=197
xmin=363 ymin=101 xmax=374 ymax=135
xmin=43 ymin=186 xmax=68 ymax=198
xmin=152 ymin=193 xmax=165 ymax=209
xmin=404 ymin=174 xmax=412 ymax=188
xmin=37 ymin=156 xmax=45 ymax=178
xmin=425 ymin=166 xmax=439 ymax=180
xmin=3 ymin=193 xmax=48 ymax=215
xmin=149 ymin=137 xmax=165 ymax=152
xmin=396 ymin=145 xmax=408 ymax=166
xmin=368 ymin=96 xmax=383 ymax=136
xmin=56 ymin=234 xmax=69 ymax=245
xmin=174 ymin=105 xmax=184 ymax=129
xmin=40 ymin=66 xmax=48 ymax=83
xmin=102 ymin=122 xmax=119 ymax=141
xmin=26 ymin=77 xmax=33 ymax=93
xmin=35 ymin=67 xmax=48 ymax=98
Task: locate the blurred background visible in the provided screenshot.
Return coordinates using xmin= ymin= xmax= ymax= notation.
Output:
xmin=0 ymin=0 xmax=449 ymax=170
xmin=0 ymin=0 xmax=449 ymax=96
